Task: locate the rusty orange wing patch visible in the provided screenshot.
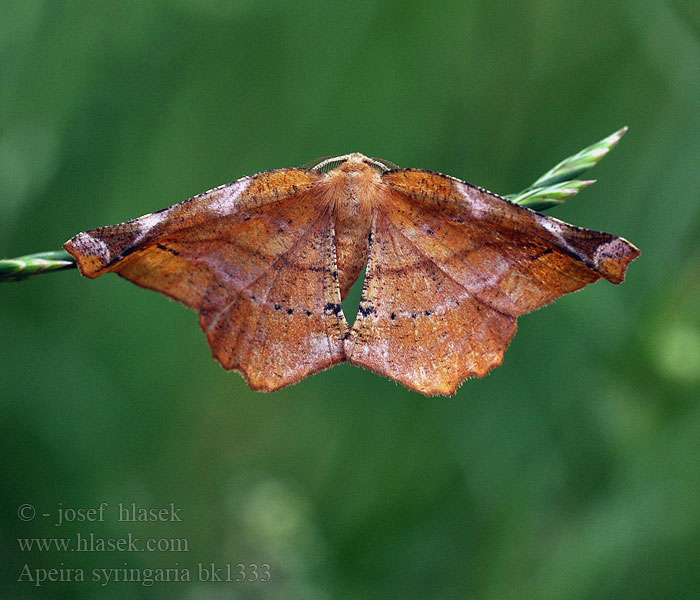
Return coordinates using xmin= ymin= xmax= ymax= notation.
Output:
xmin=64 ymin=153 xmax=639 ymax=395
xmin=345 ymin=209 xmax=518 ymax=395
xmin=64 ymin=169 xmax=348 ymax=390
xmin=346 ymin=169 xmax=639 ymax=395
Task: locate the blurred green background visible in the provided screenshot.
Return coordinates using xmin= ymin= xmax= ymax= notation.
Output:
xmin=2 ymin=1 xmax=700 ymax=598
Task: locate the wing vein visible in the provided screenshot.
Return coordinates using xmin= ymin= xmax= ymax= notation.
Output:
xmin=379 ymin=215 xmax=514 ymax=320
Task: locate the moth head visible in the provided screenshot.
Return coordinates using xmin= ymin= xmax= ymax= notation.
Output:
xmin=304 ymin=153 xmax=399 ymax=174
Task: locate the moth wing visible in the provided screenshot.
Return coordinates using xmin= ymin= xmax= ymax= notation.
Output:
xmin=383 ymin=170 xmax=640 ymax=314
xmin=64 ymin=169 xmax=348 ymax=391
xmin=346 ymin=170 xmax=639 ymax=396
xmin=345 ymin=210 xmax=517 ymax=396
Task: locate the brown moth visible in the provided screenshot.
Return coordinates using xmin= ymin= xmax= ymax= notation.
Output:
xmin=64 ymin=153 xmax=639 ymax=395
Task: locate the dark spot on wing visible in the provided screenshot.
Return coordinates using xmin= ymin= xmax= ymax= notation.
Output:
xmin=156 ymin=243 xmax=181 ymax=256
xmin=358 ymin=305 xmax=376 ymax=317
xmin=324 ymin=302 xmax=342 ymax=315
xmin=119 ymin=246 xmax=140 ymax=259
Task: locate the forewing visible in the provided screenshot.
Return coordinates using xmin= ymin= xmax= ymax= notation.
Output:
xmin=345 ymin=211 xmax=517 ymax=396
xmin=64 ymin=169 xmax=348 ymax=390
xmin=65 ymin=169 xmax=320 ymax=303
xmin=382 ymin=170 xmax=640 ymax=316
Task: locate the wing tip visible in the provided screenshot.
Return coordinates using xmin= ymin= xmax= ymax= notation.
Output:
xmin=63 ymin=232 xmax=110 ymax=278
xmin=596 ymin=238 xmax=641 ymax=284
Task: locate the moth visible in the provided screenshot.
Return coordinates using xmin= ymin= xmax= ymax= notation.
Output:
xmin=64 ymin=153 xmax=639 ymax=395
